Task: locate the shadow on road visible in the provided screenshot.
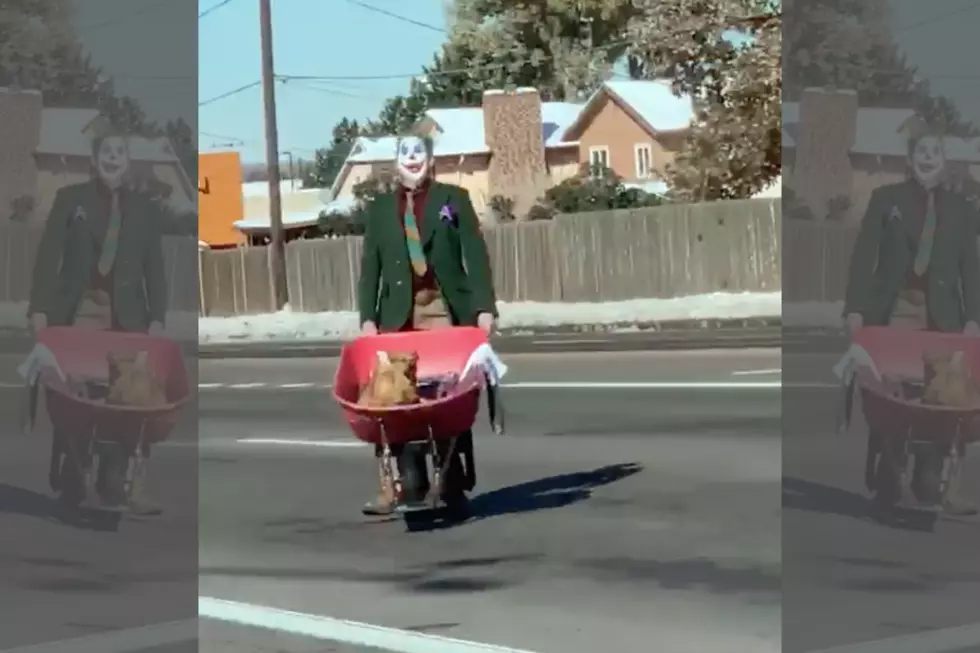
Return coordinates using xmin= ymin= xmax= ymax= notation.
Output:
xmin=468 ymin=462 xmax=643 ymax=522
xmin=0 ymin=482 xmax=121 ymax=532
xmin=579 ymin=556 xmax=781 ymax=596
xmin=202 ymin=554 xmax=541 ymax=595
xmin=782 ymin=477 xmax=939 ymax=532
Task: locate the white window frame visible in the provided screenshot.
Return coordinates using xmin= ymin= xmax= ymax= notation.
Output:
xmin=588 ymin=146 xmax=610 ymax=175
xmin=634 ymin=143 xmax=653 ymax=179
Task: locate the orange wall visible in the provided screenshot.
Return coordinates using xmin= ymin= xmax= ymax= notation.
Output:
xmin=199 ymin=151 xmax=244 ymax=246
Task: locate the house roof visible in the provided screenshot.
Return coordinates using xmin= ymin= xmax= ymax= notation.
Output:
xmin=782 ymin=102 xmax=980 ymax=161
xmin=35 ymin=107 xmax=183 ymax=163
xmin=235 ymin=190 xmax=357 ymax=232
xmin=561 ymin=80 xmax=694 ymax=142
xmin=329 ymin=80 xmax=694 ymax=201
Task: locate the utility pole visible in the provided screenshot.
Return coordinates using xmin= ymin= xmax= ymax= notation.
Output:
xmin=259 ymin=0 xmax=289 ymax=309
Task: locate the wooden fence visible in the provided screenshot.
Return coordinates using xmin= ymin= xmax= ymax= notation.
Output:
xmin=1 ymin=201 xmax=866 ymax=318
xmin=0 ymin=223 xmax=200 ymax=313
xmin=200 ymin=199 xmax=784 ymax=316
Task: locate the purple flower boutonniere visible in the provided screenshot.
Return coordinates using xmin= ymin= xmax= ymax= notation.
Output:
xmin=73 ymin=206 xmax=87 ymax=222
xmin=439 ymin=204 xmax=457 ymax=226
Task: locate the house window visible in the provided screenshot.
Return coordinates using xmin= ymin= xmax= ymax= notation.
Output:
xmin=634 ymin=144 xmax=653 ymax=179
xmin=588 ymin=146 xmax=610 ymax=175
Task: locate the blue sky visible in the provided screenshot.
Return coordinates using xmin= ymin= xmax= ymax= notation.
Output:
xmin=198 ymin=0 xmax=450 ymax=162
xmin=72 ymin=1 xmax=980 ymax=165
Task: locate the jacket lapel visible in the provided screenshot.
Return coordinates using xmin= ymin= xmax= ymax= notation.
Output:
xmin=81 ymin=181 xmax=107 ymax=247
xmin=421 ymin=183 xmax=447 ymax=246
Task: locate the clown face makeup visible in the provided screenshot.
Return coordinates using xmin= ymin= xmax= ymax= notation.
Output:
xmin=910 ymin=135 xmax=945 ymax=189
xmin=396 ymin=136 xmax=430 ymax=189
xmin=94 ymin=135 xmax=130 ymax=189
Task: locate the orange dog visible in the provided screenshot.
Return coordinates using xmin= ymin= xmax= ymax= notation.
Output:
xmin=105 ymin=351 xmax=167 ymax=407
xmin=922 ymin=351 xmax=980 ymax=409
xmin=358 ymin=351 xmax=420 ymax=408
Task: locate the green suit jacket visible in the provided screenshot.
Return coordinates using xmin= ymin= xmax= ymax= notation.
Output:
xmin=28 ymin=180 xmax=169 ymax=332
xmin=357 ymin=181 xmax=498 ymax=330
xmin=844 ymin=180 xmax=980 ymax=331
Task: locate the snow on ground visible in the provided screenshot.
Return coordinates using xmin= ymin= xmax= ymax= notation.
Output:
xmin=1 ymin=294 xmax=850 ymax=344
xmin=782 ymin=301 xmax=844 ymax=328
xmin=197 ymin=291 xmax=783 ymax=344
xmin=0 ymin=301 xmax=198 ymax=340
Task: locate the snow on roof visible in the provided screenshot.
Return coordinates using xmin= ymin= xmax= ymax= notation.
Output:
xmin=347 ymin=101 xmax=585 ymax=164
xmin=35 ymin=107 xmax=181 ymax=163
xmin=234 ymin=194 xmax=359 ymax=232
xmin=36 ymin=108 xmax=99 ymax=155
xmin=602 ymin=80 xmax=693 ymax=132
xmin=782 ymin=102 xmax=980 ymax=161
xmin=241 ymin=179 xmax=305 ymax=197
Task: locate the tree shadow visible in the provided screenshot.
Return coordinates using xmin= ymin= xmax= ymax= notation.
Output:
xmin=467 ymin=462 xmax=643 ymax=522
xmin=0 ymin=482 xmax=120 ymax=532
xmin=579 ymin=556 xmax=781 ymax=597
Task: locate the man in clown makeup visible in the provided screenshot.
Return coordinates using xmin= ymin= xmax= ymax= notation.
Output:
xmin=358 ymin=134 xmax=498 ymax=516
xmin=844 ymin=117 xmax=980 ymax=516
xmin=28 ymin=120 xmax=183 ymax=515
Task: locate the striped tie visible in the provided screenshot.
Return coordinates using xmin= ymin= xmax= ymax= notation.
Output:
xmin=913 ymin=191 xmax=936 ymax=276
xmin=98 ymin=191 xmax=122 ymax=276
xmin=404 ymin=195 xmax=427 ymax=276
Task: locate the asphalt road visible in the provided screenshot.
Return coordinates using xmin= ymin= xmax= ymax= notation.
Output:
xmin=194 ymin=349 xmax=782 ymax=653
xmin=3 ymin=341 xmax=979 ymax=652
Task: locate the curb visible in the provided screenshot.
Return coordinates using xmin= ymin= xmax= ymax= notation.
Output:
xmin=0 ymin=322 xmax=841 ymax=359
xmin=197 ymin=326 xmax=784 ymax=359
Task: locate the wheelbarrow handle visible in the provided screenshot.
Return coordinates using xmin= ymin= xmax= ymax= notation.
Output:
xmin=20 ymin=378 xmax=39 ymax=436
xmin=485 ymin=372 xmax=506 ymax=435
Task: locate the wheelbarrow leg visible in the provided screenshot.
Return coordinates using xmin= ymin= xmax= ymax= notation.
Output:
xmin=363 ymin=423 xmax=398 ymax=517
xmin=941 ymin=432 xmax=978 ymax=516
xmin=126 ymin=431 xmax=162 ymax=516
xmin=57 ymin=429 xmax=96 ymax=508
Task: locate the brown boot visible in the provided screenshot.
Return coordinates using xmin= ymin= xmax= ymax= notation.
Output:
xmin=943 ymin=493 xmax=978 ymax=516
xmin=942 ymin=461 xmax=977 ymax=517
xmin=362 ymin=460 xmax=395 ymax=516
xmin=127 ymin=460 xmax=162 ymax=516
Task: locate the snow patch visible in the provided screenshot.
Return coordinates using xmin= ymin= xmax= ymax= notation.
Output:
xmin=0 ymin=301 xmax=199 ymax=341
xmin=782 ymin=301 xmax=844 ymax=328
xmin=198 ymin=292 xmax=782 ymax=344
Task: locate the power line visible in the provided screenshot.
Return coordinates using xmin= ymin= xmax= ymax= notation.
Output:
xmin=200 ymin=0 xmax=239 ymax=20
xmin=342 ymin=0 xmax=445 ymax=33
xmin=199 ymin=80 xmax=261 ymax=107
xmin=894 ymin=0 xmax=980 ymax=32
xmin=77 ymin=0 xmax=172 ymax=35
xmin=277 ymin=37 xmax=632 ymax=83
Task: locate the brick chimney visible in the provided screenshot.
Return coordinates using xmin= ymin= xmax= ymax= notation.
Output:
xmin=482 ymin=88 xmax=549 ymax=219
xmin=0 ymin=88 xmax=42 ymax=223
xmin=790 ymin=87 xmax=857 ymax=219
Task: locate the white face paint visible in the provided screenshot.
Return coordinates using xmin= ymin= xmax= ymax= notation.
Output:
xmin=910 ymin=135 xmax=945 ymax=189
xmin=396 ymin=136 xmax=429 ymax=189
xmin=94 ymin=136 xmax=130 ymax=189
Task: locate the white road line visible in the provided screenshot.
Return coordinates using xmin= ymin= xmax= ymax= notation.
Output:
xmin=810 ymin=622 xmax=980 ymax=653
xmin=0 ymin=619 xmax=196 ymax=653
xmin=4 ymin=380 xmax=835 ymax=391
xmin=732 ymin=368 xmax=782 ymax=376
xmin=504 ymin=381 xmax=781 ymax=389
xmin=199 ymin=596 xmax=540 ymax=653
xmin=237 ymin=438 xmax=366 ymax=448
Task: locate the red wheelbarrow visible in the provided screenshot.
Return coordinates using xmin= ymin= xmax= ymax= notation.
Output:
xmin=843 ymin=327 xmax=980 ymax=515
xmin=332 ymin=326 xmax=505 ymax=526
xmin=28 ymin=327 xmax=191 ymax=509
